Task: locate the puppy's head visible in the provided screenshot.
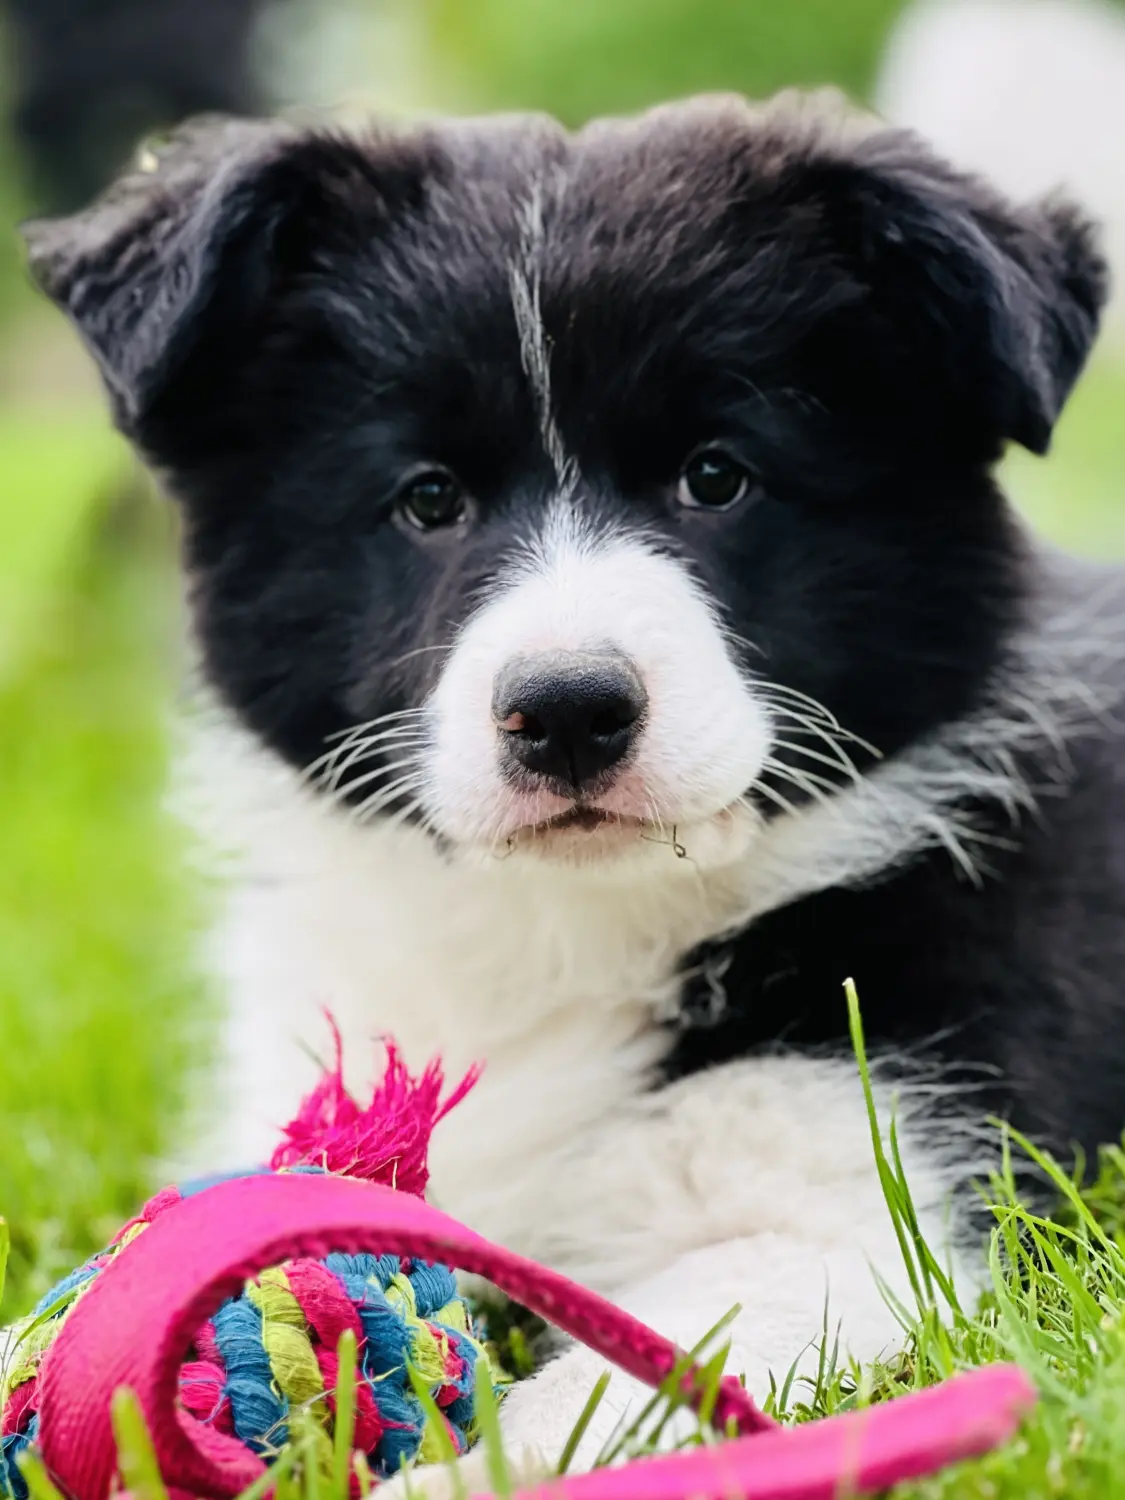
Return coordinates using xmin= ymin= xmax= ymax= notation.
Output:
xmin=24 ymin=96 xmax=1107 ymax=870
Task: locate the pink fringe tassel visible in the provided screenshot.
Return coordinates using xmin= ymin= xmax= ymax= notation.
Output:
xmin=269 ymin=1016 xmax=481 ymax=1197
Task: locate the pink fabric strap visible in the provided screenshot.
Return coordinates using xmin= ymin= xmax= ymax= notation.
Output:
xmin=36 ymin=1172 xmax=1034 ymax=1500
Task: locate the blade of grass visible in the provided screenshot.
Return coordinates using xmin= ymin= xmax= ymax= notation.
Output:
xmin=110 ymin=1387 xmax=169 ymax=1500
xmin=16 ymin=1451 xmax=66 ymax=1500
xmin=556 ymin=1370 xmax=612 ymax=1475
xmin=473 ymin=1354 xmax=512 ymax=1500
xmin=686 ymin=1343 xmax=731 ymax=1433
xmin=846 ymin=979 xmax=928 ymax=1316
xmin=234 ymin=1444 xmax=302 ymax=1500
xmin=352 ymin=1450 xmax=374 ymax=1499
xmin=505 ymin=1325 xmax=535 ymax=1380
xmin=275 ymin=1450 xmax=303 ymax=1500
xmin=406 ymin=1362 xmax=467 ymax=1500
xmin=594 ymin=1305 xmax=741 ymax=1467
xmin=332 ymin=1329 xmax=358 ymax=1499
xmin=11 ymin=1287 xmax=84 ymax=1352
xmin=888 ymin=1114 xmax=963 ymax=1317
xmin=1001 ymin=1122 xmax=1122 ymax=1259
xmin=294 ymin=1414 xmax=322 ymax=1500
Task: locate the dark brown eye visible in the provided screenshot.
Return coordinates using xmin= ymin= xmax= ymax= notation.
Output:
xmin=398 ymin=470 xmax=468 ymax=531
xmin=677 ymin=450 xmax=756 ymax=510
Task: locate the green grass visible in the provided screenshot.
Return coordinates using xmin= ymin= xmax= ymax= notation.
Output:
xmin=0 ymin=410 xmax=127 ymax=679
xmin=0 ymin=423 xmax=211 ymax=1319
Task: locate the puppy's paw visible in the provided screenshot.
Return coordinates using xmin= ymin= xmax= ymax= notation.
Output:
xmin=380 ymin=1442 xmax=552 ymax=1500
xmin=494 ymin=1344 xmax=660 ymax=1472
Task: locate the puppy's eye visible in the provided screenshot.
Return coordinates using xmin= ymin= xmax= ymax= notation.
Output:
xmin=677 ymin=450 xmax=757 ymax=511
xmin=398 ymin=470 xmax=468 ymax=531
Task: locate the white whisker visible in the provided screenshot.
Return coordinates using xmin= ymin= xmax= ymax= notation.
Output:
xmin=371 ymin=790 xmax=438 ymax=836
xmin=748 ymin=777 xmax=803 ymax=820
xmin=303 ymin=719 xmax=430 ymax=783
xmin=769 ymin=737 xmax=863 ymax=784
xmin=761 ymin=758 xmax=838 ymax=811
xmin=351 ymin=774 xmax=429 ymax=825
xmin=321 ymin=708 xmax=428 ymax=744
xmin=762 ymin=701 xmax=881 ymax=759
xmin=321 ymin=732 xmax=430 ymax=792
xmin=334 ymin=755 xmax=426 ymax=801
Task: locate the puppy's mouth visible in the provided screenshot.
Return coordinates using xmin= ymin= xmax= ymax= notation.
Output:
xmin=543 ymin=810 xmax=630 ymax=834
xmin=488 ymin=797 xmax=757 ymax=869
xmin=529 ymin=806 xmax=645 ymax=835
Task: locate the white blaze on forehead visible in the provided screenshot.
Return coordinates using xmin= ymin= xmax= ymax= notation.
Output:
xmin=422 ymin=504 xmax=771 ymax=852
xmin=509 ymin=181 xmax=578 ymax=493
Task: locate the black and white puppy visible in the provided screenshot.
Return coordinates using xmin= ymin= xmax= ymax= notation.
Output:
xmin=24 ymin=92 xmax=1125 ymax=1471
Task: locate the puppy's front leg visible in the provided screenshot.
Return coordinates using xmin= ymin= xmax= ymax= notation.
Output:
xmin=382 ymin=1230 xmax=907 ymax=1497
xmin=497 ymin=1230 xmax=906 ymax=1466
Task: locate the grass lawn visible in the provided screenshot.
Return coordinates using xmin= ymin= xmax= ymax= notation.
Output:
xmin=0 ymin=410 xmax=211 ymax=1320
xmin=2 ymin=347 xmax=1125 ymax=1495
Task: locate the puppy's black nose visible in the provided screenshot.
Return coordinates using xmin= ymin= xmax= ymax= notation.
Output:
xmin=494 ymin=649 xmax=647 ymax=790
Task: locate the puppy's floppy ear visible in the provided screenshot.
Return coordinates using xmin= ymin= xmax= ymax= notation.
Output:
xmin=22 ymin=117 xmax=287 ymax=428
xmin=21 ymin=115 xmax=410 ymax=435
xmin=824 ymin=129 xmax=1109 ymax=455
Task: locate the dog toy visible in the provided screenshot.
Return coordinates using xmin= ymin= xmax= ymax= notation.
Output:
xmin=1 ymin=1034 xmax=496 ymax=1498
xmin=0 ymin=1031 xmax=1038 ymax=1500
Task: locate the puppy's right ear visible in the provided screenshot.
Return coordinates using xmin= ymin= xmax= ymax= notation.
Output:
xmin=21 ymin=116 xmax=398 ymax=436
xmin=22 ymin=117 xmax=287 ymax=430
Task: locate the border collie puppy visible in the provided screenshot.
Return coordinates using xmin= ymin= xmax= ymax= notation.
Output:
xmin=24 ymin=92 xmax=1122 ymax=1474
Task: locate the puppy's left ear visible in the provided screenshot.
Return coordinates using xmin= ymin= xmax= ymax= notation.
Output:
xmin=830 ymin=131 xmax=1109 ymax=455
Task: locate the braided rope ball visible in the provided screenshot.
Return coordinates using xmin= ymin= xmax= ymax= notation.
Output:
xmin=0 ymin=1036 xmax=505 ymax=1497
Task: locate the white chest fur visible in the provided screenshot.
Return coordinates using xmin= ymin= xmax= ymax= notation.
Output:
xmin=189 ymin=724 xmax=754 ymax=1268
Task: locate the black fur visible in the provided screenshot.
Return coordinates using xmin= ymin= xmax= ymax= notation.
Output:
xmin=24 ymin=95 xmax=1123 ymax=1159
xmin=670 ymin=699 xmax=1125 ymax=1159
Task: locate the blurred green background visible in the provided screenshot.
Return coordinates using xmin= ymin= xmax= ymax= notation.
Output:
xmin=0 ymin=0 xmax=1123 ymax=1317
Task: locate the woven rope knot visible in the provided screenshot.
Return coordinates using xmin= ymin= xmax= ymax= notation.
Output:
xmin=1 ymin=1035 xmax=500 ymax=1498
